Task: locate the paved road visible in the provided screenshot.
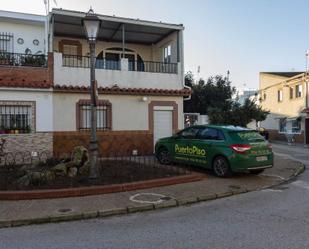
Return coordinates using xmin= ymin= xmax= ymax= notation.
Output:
xmin=1 ymin=143 xmax=309 ymax=249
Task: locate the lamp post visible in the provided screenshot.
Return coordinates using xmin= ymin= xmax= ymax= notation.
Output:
xmin=83 ymin=8 xmax=101 ymax=179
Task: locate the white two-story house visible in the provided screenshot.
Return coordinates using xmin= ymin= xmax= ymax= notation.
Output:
xmin=0 ymin=8 xmax=190 ymax=157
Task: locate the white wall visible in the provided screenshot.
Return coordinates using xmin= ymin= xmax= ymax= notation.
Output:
xmin=0 ymin=89 xmax=53 ymax=132
xmin=53 ymin=93 xmax=183 ymax=132
xmin=0 ymin=21 xmax=45 ymax=54
xmin=53 ymin=53 xmax=183 ymax=90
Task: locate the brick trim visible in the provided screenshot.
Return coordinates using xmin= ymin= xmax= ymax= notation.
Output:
xmin=148 ymin=101 xmax=178 ymax=133
xmin=54 ymin=85 xmax=191 ymax=97
xmin=76 ymin=99 xmax=112 ymax=131
xmin=58 ymin=39 xmax=82 ymax=56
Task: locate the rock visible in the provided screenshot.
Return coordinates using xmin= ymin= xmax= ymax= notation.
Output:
xmin=71 ymin=146 xmax=89 ymax=168
xmin=31 ymin=171 xmax=45 ymax=185
xmin=79 ymin=160 xmax=90 ymax=177
xmin=44 ymin=170 xmax=56 ymax=181
xmin=16 ymin=174 xmax=31 ymax=188
xmin=67 ymin=167 xmax=78 ymax=178
xmin=65 ymin=161 xmax=76 ymax=169
xmin=51 ymin=163 xmax=67 ymax=176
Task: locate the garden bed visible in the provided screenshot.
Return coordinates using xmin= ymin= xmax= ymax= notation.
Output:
xmin=0 ymin=156 xmax=189 ymax=191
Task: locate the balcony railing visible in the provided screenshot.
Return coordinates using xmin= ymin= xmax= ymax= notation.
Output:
xmin=62 ymin=54 xmax=120 ymax=70
xmin=128 ymin=60 xmax=178 ymax=74
xmin=62 ymin=54 xmax=178 ymax=74
xmin=0 ymin=52 xmax=47 ymax=68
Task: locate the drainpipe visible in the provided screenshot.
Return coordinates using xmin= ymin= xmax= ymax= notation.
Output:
xmin=178 ymin=30 xmax=191 ymax=101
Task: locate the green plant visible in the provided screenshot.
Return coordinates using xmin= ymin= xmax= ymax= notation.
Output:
xmin=21 ymin=55 xmax=46 ymax=67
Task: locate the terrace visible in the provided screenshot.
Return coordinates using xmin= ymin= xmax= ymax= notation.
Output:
xmin=51 ymin=9 xmax=184 ymax=90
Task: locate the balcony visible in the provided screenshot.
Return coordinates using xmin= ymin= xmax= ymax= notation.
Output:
xmin=0 ymin=53 xmax=53 ymax=89
xmin=54 ymin=53 xmax=182 ymax=90
xmin=0 ymin=52 xmax=47 ymax=68
xmin=51 ymin=9 xmax=184 ymax=90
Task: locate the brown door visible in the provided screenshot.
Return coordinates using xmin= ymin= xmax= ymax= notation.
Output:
xmin=306 ymin=119 xmax=309 ymax=145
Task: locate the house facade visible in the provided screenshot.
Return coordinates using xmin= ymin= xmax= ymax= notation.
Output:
xmin=259 ymin=72 xmax=309 ymax=145
xmin=0 ymin=9 xmax=190 ymax=157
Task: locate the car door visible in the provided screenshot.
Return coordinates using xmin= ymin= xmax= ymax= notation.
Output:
xmin=195 ymin=128 xmax=226 ymax=168
xmin=172 ymin=127 xmax=201 ymax=164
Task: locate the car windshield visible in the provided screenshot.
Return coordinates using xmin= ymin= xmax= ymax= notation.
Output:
xmin=229 ymin=131 xmax=265 ymax=142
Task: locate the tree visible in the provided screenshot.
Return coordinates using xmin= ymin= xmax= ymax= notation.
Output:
xmin=184 ymin=72 xmax=269 ymax=127
xmin=184 ymin=73 xmax=235 ymax=114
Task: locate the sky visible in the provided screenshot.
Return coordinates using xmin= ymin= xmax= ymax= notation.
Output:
xmin=1 ymin=0 xmax=309 ymax=89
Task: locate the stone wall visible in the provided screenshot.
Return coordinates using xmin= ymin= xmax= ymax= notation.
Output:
xmin=53 ymin=131 xmax=153 ymax=157
xmin=0 ymin=132 xmax=53 ymax=155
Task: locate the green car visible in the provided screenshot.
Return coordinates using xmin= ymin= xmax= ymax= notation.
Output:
xmin=155 ymin=125 xmax=273 ymax=177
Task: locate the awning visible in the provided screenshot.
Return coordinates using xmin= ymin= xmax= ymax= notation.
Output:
xmin=51 ymin=8 xmax=184 ymax=45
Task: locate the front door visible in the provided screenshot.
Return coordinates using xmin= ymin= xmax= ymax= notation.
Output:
xmin=153 ymin=110 xmax=173 ymax=148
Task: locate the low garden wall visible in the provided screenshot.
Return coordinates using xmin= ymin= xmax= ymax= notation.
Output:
xmin=268 ymin=129 xmax=304 ymax=143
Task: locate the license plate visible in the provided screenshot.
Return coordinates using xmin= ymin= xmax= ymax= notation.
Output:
xmin=256 ymin=156 xmax=267 ymax=162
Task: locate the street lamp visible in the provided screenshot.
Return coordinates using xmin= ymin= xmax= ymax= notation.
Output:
xmin=83 ymin=8 xmax=101 ymax=179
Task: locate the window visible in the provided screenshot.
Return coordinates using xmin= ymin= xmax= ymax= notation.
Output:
xmin=63 ymin=45 xmax=78 ymax=56
xmin=0 ymin=103 xmax=34 ymax=134
xmin=277 ymin=89 xmax=283 ymax=102
xmin=295 ymin=84 xmax=303 ymax=98
xmin=279 ymin=118 xmax=287 ymax=133
xmin=292 ymin=119 xmax=301 ymax=133
xmin=163 ymin=44 xmax=172 ymax=63
xmin=0 ymin=33 xmax=13 ymax=53
xmin=178 ymin=127 xmax=200 ymax=139
xmin=289 ymin=87 xmax=294 ymax=99
xmin=198 ymin=128 xmax=225 ymax=140
xmin=77 ymin=100 xmax=112 ymax=131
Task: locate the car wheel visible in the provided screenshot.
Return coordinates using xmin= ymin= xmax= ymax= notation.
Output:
xmin=250 ymin=169 xmax=264 ymax=175
xmin=212 ymin=156 xmax=231 ymax=177
xmin=156 ymin=147 xmax=172 ymax=165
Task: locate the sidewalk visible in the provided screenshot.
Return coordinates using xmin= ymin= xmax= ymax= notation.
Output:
xmin=0 ymin=155 xmax=304 ymax=228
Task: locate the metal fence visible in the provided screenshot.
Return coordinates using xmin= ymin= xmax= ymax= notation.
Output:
xmin=128 ymin=60 xmax=178 ymax=74
xmin=0 ymin=52 xmax=47 ymax=67
xmin=62 ymin=54 xmax=178 ymax=74
xmin=62 ymin=54 xmax=121 ymax=70
xmin=0 ymin=150 xmax=191 ymax=190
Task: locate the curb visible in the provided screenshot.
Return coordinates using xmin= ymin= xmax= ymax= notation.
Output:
xmin=0 ymin=173 xmax=204 ymax=200
xmin=0 ymin=163 xmax=305 ymax=229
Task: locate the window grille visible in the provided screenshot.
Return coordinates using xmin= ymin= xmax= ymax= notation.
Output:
xmin=0 ymin=105 xmax=32 ymax=133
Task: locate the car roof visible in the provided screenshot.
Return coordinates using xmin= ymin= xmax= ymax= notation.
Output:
xmin=189 ymin=125 xmax=252 ymax=132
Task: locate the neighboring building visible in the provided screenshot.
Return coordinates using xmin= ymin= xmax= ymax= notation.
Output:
xmin=259 ymin=72 xmax=309 ymax=145
xmin=234 ymin=88 xmax=257 ymax=105
xmin=0 ymin=9 xmax=190 ymax=157
xmin=0 ymin=11 xmax=53 ymax=155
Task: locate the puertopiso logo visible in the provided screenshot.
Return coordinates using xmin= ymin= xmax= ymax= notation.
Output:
xmin=175 ymin=144 xmax=206 ymax=157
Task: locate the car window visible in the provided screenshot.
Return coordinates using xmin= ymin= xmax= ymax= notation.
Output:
xmin=198 ymin=128 xmax=225 ymax=140
xmin=229 ymin=131 xmax=264 ymax=142
xmin=178 ymin=127 xmax=200 ymax=139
